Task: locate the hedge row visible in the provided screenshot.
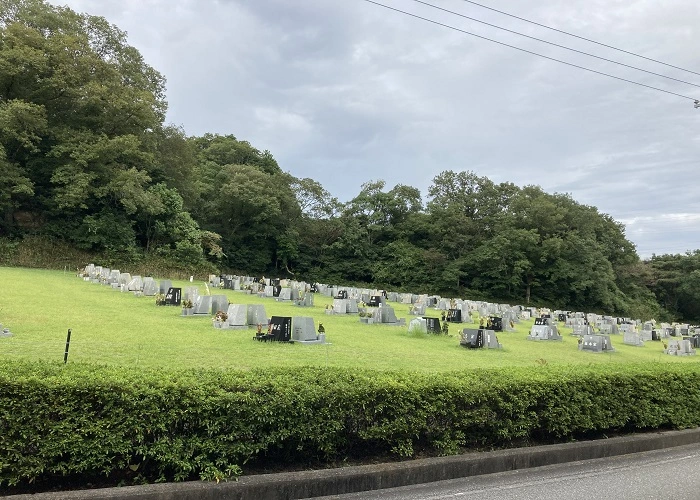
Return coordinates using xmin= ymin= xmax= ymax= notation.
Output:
xmin=1 ymin=360 xmax=699 ymax=492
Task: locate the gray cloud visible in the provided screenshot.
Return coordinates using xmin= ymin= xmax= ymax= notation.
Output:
xmin=52 ymin=0 xmax=700 ymax=257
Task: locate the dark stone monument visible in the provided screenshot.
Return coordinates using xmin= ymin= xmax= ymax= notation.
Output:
xmin=446 ymin=309 xmax=462 ymax=323
xmin=424 ymin=317 xmax=441 ymax=334
xmin=255 ymin=316 xmax=292 ymax=342
xmin=368 ymin=295 xmax=383 ymax=307
xmin=165 ymin=287 xmax=181 ymax=306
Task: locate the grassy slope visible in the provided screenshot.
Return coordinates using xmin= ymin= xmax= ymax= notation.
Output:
xmin=0 ymin=266 xmax=694 ymax=372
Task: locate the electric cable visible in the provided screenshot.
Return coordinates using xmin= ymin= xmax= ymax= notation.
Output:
xmin=362 ymin=0 xmax=699 ymax=103
xmin=454 ymin=0 xmax=700 ymax=77
xmin=409 ymin=0 xmax=700 ymax=89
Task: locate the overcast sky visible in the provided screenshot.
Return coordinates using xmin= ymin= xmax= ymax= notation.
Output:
xmin=50 ymin=0 xmax=700 ymax=258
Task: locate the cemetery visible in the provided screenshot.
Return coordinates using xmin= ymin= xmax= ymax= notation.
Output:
xmin=3 ymin=265 xmax=698 ymax=371
xmin=3 ymin=265 xmax=700 ymax=493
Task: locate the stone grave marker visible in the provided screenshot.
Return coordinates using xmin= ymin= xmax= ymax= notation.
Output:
xmin=278 ymin=288 xmax=291 ymax=301
xmin=119 ymin=273 xmax=131 ymax=286
xmin=226 ymin=304 xmax=248 ymax=329
xmin=528 ymin=317 xmax=562 ymax=341
xmin=665 ymin=339 xmax=696 ymax=356
xmin=193 ymin=295 xmax=212 ymax=315
xmin=346 ymin=299 xmax=359 ymax=314
xmin=296 ymin=293 xmax=314 ymax=307
xmin=332 ymin=299 xmax=347 ymax=314
xmin=159 ymin=280 xmax=173 ymax=294
xmin=292 ymin=317 xmax=317 ymax=341
xmin=266 ymin=316 xmax=292 ymax=342
xmin=578 ymin=334 xmax=615 ymax=353
xmin=368 ymin=295 xmax=384 ymax=307
xmin=142 ymin=278 xmax=157 ymax=296
xmin=127 ymin=276 xmax=143 ymax=291
xmin=165 ymin=287 xmax=181 ymax=306
xmin=410 ymin=303 xmax=426 ymax=316
xmin=483 ymin=330 xmax=503 ymax=349
xmin=573 ymin=324 xmax=594 ymax=336
xmin=247 ymin=305 xmax=267 ymax=326
xmin=446 ymin=309 xmax=462 ymax=323
xmin=184 ymin=286 xmax=199 ymax=302
xmin=211 ymin=295 xmax=228 ymax=315
xmin=424 ymin=317 xmax=441 ymax=334
xmin=623 ymin=331 xmax=644 ymax=346
xmin=408 ymin=318 xmax=428 ymax=334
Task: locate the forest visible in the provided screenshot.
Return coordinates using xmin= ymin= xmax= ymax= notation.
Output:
xmin=2 ymin=0 xmax=700 ymax=321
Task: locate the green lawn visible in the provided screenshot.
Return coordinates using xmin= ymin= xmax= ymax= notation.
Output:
xmin=0 ymin=266 xmax=694 ymax=371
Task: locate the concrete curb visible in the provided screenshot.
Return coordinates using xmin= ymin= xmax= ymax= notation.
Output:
xmin=10 ymin=428 xmax=700 ymax=500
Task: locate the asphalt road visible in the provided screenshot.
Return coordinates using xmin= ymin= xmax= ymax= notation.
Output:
xmin=316 ymin=443 xmax=700 ymax=500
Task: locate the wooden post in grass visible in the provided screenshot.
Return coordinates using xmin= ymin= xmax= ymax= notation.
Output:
xmin=63 ymin=329 xmax=71 ymax=364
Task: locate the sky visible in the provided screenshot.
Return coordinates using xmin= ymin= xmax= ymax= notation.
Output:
xmin=49 ymin=0 xmax=700 ymax=258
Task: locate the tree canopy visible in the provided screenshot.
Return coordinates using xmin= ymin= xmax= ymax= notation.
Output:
xmin=1 ymin=0 xmax=695 ymax=321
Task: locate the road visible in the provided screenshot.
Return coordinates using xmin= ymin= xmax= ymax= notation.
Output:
xmin=315 ymin=443 xmax=700 ymax=500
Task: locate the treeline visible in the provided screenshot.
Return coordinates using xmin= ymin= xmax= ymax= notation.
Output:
xmin=1 ymin=0 xmax=698 ymax=320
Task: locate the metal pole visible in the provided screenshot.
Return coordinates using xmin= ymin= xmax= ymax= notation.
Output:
xmin=64 ymin=329 xmax=71 ymax=364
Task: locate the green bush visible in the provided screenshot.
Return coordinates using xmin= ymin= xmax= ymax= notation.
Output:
xmin=1 ymin=361 xmax=700 ymax=493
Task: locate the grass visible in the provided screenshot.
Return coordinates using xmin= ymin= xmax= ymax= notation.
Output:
xmin=0 ymin=266 xmax=695 ymax=372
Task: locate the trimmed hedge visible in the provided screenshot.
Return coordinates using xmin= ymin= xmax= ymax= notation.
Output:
xmin=1 ymin=360 xmax=700 ymax=493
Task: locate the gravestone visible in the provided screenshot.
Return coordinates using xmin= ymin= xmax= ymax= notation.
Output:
xmin=623 ymin=331 xmax=644 ymax=346
xmin=184 ymin=286 xmax=199 ymax=302
xmin=193 ymin=295 xmax=212 ymax=315
xmin=165 ymin=287 xmax=181 ymax=306
xmin=446 ymin=309 xmax=462 ymax=323
xmin=368 ymin=295 xmax=383 ymax=307
xmin=483 ymin=330 xmax=502 ymax=349
xmin=226 ymin=304 xmax=248 ymax=329
xmin=376 ymin=305 xmax=399 ymax=324
xmin=578 ymin=334 xmax=615 ymax=353
xmin=159 ymin=280 xmax=173 ymax=294
xmin=489 ymin=316 xmax=503 ymax=332
xmin=268 ymin=316 xmax=292 ymax=342
xmin=408 ymin=318 xmax=428 ymax=334
xmin=346 ymin=299 xmax=359 ymax=314
xmin=528 ymin=318 xmax=562 ymax=341
xmin=460 ymin=328 xmax=500 ymax=349
xmin=278 ymin=288 xmax=291 ymax=301
xmin=296 ymin=293 xmax=314 ymax=307
xmin=127 ymin=276 xmax=143 ymax=291
xmin=210 ymin=295 xmax=228 ymax=315
xmin=665 ymin=339 xmax=696 ymax=356
xmin=424 ymin=317 xmax=441 ymax=334
xmin=292 ymin=317 xmax=317 ymax=341
xmin=572 ymin=324 xmax=594 ymax=336
xmin=247 ymin=305 xmax=267 ymax=326
xmin=119 ymin=273 xmax=131 ymax=286
xmin=264 ymin=285 xmax=274 ymax=297
xmin=460 ymin=329 xmax=484 ymax=348
xmin=142 ymin=278 xmax=157 ymax=296
xmin=410 ymin=303 xmax=426 ymax=315
xmin=332 ymin=299 xmax=348 ymax=314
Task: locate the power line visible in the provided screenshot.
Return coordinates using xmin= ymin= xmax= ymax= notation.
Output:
xmin=455 ymin=0 xmax=700 ymax=78
xmin=362 ymin=0 xmax=699 ymax=103
xmin=409 ymin=0 xmax=700 ymax=90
